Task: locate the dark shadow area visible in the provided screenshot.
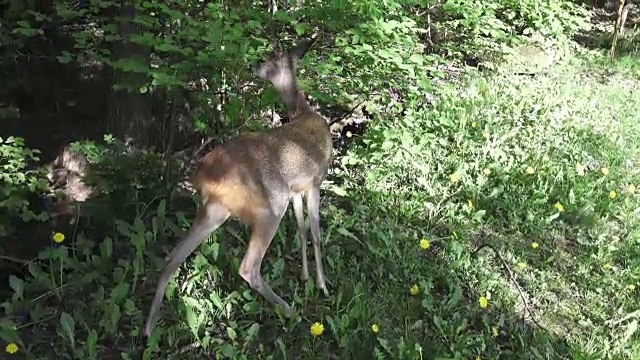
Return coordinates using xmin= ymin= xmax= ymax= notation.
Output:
xmin=0 ymin=20 xmax=107 ymax=163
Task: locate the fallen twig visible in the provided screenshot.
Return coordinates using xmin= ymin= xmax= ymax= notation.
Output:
xmin=329 ymin=100 xmax=365 ymax=127
xmin=0 ymin=255 xmax=29 ymax=265
xmin=471 ymin=243 xmax=554 ymax=337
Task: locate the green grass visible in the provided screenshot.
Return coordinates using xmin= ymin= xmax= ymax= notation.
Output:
xmin=4 ymin=47 xmax=640 ymax=360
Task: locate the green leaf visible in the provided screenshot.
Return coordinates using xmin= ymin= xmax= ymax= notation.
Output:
xmin=0 ymin=318 xmax=19 ymax=343
xmin=87 ymin=329 xmax=97 ymax=360
xmin=246 ymin=323 xmax=260 ymax=339
xmin=227 ymin=326 xmax=237 ymax=341
xmin=472 ymin=210 xmax=486 ymax=222
xmin=100 ymin=237 xmax=113 ymax=258
xmin=247 ymin=20 xmax=262 ymax=29
xmin=623 ymin=319 xmax=638 ymax=343
xmin=329 ymin=185 xmax=348 ymax=197
xmin=8 ymin=276 xmax=24 ymax=300
xmin=380 ymin=141 xmax=394 ymax=150
xmin=110 ymin=283 xmax=129 ymax=302
xmin=210 ymin=292 xmax=225 ymax=311
xmin=377 ymin=337 xmax=394 ymax=355
xmin=184 ymin=302 xmax=198 ymax=337
xmin=57 ymin=51 xmax=73 ymax=64
xmin=408 ymin=54 xmax=424 ymax=65
xmin=59 ymin=312 xmax=76 ymax=349
xmin=275 ymin=338 xmax=287 ymax=357
xmin=295 ymin=24 xmax=306 ymax=35
xmin=220 ymin=344 xmax=235 ymax=357
xmin=336 ymin=227 xmax=359 ymax=241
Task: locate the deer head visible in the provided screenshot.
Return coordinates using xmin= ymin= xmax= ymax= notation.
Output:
xmin=253 ymin=38 xmax=316 ymax=90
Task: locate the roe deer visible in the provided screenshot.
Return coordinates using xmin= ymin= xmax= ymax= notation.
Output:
xmin=142 ymin=38 xmax=333 ymax=339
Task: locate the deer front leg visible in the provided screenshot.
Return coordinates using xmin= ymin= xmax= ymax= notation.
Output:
xmin=307 ymin=186 xmax=329 ymax=297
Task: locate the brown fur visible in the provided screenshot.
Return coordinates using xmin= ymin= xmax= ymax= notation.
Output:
xmin=142 ymin=38 xmax=332 ymax=339
xmin=194 ymin=114 xmax=331 ymax=222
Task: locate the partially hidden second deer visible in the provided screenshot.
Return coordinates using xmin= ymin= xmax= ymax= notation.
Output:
xmin=142 ymin=38 xmax=333 ymax=339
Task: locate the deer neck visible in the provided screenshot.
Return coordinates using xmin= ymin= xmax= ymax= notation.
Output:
xmin=274 ymin=79 xmax=313 ymax=119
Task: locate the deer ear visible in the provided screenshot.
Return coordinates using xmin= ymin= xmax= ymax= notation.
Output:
xmin=289 ymin=38 xmax=316 ymax=60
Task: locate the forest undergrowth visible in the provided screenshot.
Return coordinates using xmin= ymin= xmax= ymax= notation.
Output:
xmin=2 ymin=1 xmax=640 ymax=359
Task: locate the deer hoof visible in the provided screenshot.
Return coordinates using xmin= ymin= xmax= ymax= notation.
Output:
xmin=319 ymin=285 xmax=329 ymax=297
xmin=282 ymin=305 xmax=293 ymax=318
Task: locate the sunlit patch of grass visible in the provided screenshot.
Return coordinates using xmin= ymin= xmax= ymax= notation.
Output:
xmin=320 ymin=50 xmax=640 ymax=359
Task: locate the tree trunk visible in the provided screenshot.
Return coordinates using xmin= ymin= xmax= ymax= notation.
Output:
xmin=106 ymin=0 xmax=153 ymax=148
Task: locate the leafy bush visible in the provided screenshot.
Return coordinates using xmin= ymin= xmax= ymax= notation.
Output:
xmin=0 ymin=136 xmax=49 ymax=238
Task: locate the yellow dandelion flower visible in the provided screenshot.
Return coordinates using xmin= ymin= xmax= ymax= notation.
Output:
xmin=5 ymin=343 xmax=18 ymax=354
xmin=479 ymin=296 xmax=488 ymax=308
xmin=483 ymin=168 xmax=491 ymax=176
xmin=627 ymin=184 xmax=636 ymax=194
xmin=603 ymin=262 xmax=612 ymax=270
xmin=531 ymin=242 xmax=539 ymax=249
xmin=471 ymin=121 xmax=477 ymax=128
xmin=492 ymin=326 xmax=499 ymax=338
xmin=410 ymin=284 xmax=420 ymax=296
xmin=576 ymin=162 xmax=585 ymax=176
xmin=627 ymin=284 xmax=636 ymax=291
xmin=525 ymin=166 xmax=535 ymax=175
xmin=517 ymin=262 xmax=527 ymax=269
xmin=554 ymin=202 xmax=564 ymax=213
xmin=449 ymin=172 xmax=459 ymax=183
xmin=476 ymin=356 xmax=481 ymax=360
xmin=610 ymin=190 xmax=617 ymax=199
xmin=468 ymin=199 xmax=474 ymax=210
xmin=52 ymin=232 xmax=65 ymax=243
xmin=601 ymin=167 xmax=609 ymax=176
xmin=310 ymin=322 xmax=324 ymax=337
xmin=371 ymin=323 xmax=379 ymax=334
xmin=419 ymin=238 xmax=430 ymax=250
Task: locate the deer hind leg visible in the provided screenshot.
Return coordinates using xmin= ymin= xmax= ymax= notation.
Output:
xmin=143 ymin=201 xmax=230 ymax=338
xmin=238 ymin=201 xmax=293 ymax=317
xmin=292 ymin=193 xmax=310 ymax=282
xmin=307 ymin=186 xmax=329 ymax=297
